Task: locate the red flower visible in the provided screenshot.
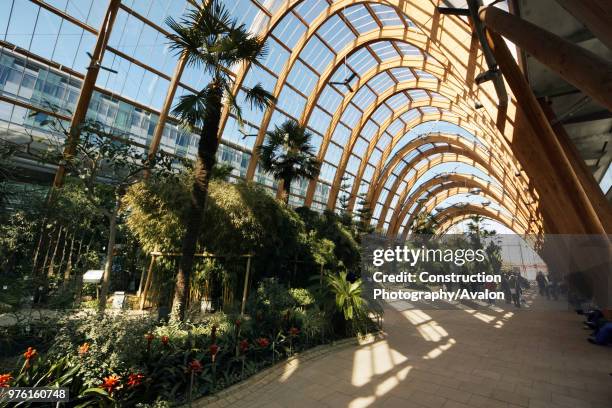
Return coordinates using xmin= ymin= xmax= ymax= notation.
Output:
xmin=161 ymin=336 xmax=169 ymax=346
xmin=0 ymin=374 xmax=12 ymax=388
xmin=101 ymin=374 xmax=121 ymax=394
xmin=239 ymin=339 xmax=249 ymax=353
xmin=256 ymin=337 xmax=270 ymax=348
xmin=209 ymin=344 xmax=219 ymax=357
xmin=289 ymin=327 xmax=300 ymax=337
xmin=79 ymin=342 xmax=90 ymax=355
xmin=127 ymin=373 xmax=144 ymax=388
xmin=23 ymin=347 xmax=37 ymax=368
xmin=188 ymin=359 xmax=203 ymax=373
xmin=235 ymin=319 xmax=242 ymax=327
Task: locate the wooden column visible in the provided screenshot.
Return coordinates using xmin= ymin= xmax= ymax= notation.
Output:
xmin=538 ymin=99 xmax=612 ymax=233
xmin=146 ymin=54 xmax=188 ymax=163
xmin=52 ymin=0 xmax=122 ymax=189
xmin=479 ymin=6 xmax=612 ymax=112
xmin=555 ymin=0 xmax=612 ymax=51
xmin=486 ymin=31 xmax=605 ymax=234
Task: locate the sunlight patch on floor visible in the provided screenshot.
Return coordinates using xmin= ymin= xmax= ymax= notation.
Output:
xmin=423 ymin=338 xmax=456 ymax=360
xmin=278 ymin=358 xmax=299 ymax=382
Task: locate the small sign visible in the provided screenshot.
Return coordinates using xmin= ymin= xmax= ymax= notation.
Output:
xmin=83 ymin=270 xmax=104 ymax=284
xmin=112 ymin=291 xmax=126 ymax=309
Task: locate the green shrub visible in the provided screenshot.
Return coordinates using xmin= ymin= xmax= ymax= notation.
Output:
xmin=289 ymin=288 xmax=314 ymax=307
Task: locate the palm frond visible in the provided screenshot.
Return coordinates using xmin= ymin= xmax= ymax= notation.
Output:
xmin=244 ymin=84 xmax=275 ymax=111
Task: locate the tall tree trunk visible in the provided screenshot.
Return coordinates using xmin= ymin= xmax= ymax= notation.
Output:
xmin=283 ymin=177 xmax=292 ymax=205
xmin=98 ymin=197 xmax=121 ymax=315
xmin=172 ymin=86 xmax=222 ymax=321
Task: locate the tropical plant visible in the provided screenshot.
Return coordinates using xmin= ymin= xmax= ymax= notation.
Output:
xmin=326 ymin=272 xmax=366 ymax=322
xmin=257 ymin=120 xmax=321 ymax=205
xmin=165 ymin=0 xmax=275 ymax=320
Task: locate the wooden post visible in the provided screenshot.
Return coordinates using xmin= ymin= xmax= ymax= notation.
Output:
xmin=51 ymin=0 xmax=122 ymax=189
xmin=538 ymin=99 xmax=612 ymax=233
xmin=240 ymin=255 xmax=252 ymax=316
xmin=146 ymin=53 xmax=188 ymax=166
xmin=485 ymin=30 xmax=607 ymax=235
xmin=555 ymin=0 xmax=612 ymax=51
xmin=139 ymin=255 xmax=156 ymax=310
xmin=479 ymin=6 xmax=612 ymax=112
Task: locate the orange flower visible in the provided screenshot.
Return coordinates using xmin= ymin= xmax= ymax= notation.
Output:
xmin=161 ymin=336 xmax=169 ymax=346
xmin=127 ymin=373 xmax=144 ymax=388
xmin=23 ymin=347 xmax=37 ymax=368
xmin=256 ymin=337 xmax=270 ymax=348
xmin=101 ymin=374 xmax=121 ymax=394
xmin=188 ymin=359 xmax=203 ymax=373
xmin=0 ymin=373 xmax=12 ymax=388
xmin=79 ymin=342 xmax=90 ymax=355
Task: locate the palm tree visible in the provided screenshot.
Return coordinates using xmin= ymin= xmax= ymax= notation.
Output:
xmin=166 ymin=0 xmax=274 ymax=320
xmin=257 ymin=120 xmax=320 ymax=205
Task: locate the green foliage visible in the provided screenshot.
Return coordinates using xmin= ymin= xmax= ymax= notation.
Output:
xmin=295 ymin=207 xmax=361 ymax=271
xmin=124 ymin=177 xmax=308 ymax=281
xmin=326 ymin=272 xmax=366 ymax=322
xmin=257 ymin=120 xmax=320 ymax=202
xmin=50 ymin=312 xmax=158 ymax=386
xmin=288 ymin=288 xmax=314 ymax=308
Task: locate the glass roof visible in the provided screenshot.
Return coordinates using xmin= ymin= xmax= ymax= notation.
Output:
xmin=0 ymin=0 xmax=523 ymax=234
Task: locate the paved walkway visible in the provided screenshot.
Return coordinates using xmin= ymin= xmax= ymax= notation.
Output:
xmin=217 ymin=290 xmax=611 ymax=408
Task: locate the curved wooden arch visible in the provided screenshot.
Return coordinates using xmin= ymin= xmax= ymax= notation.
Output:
xmin=288 ymin=53 xmax=521 ymax=209
xmin=311 ymin=79 xmax=521 ymax=209
xmin=298 ymin=46 xmax=521 ymax=207
xmin=370 ymin=148 xmax=539 ymax=232
xmin=246 ymin=25 xmax=453 ymax=180
xmin=434 ymin=215 xmax=520 ymax=237
xmin=370 ymin=135 xmax=525 ymax=221
xmin=432 ymin=205 xmax=527 ymax=237
xmin=374 ymin=131 xmax=539 ymax=229
xmin=395 ymin=187 xmax=529 ymax=236
xmin=396 ymin=179 xmax=540 ymax=235
xmin=349 ymin=114 xmax=530 ymax=213
xmin=390 ymin=173 xmax=536 ymax=236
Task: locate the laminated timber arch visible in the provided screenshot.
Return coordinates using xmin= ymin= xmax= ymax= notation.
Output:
xmin=300 ymin=54 xmax=526 ymax=207
xmin=389 ymin=173 xmax=535 ymax=237
xmin=209 ymin=0 xmax=606 ymax=235
xmin=223 ymin=2 xmax=534 ymax=229
xmin=271 ymin=28 xmax=525 ymax=206
xmin=370 ymin=136 xmax=531 ymax=220
xmin=431 ymin=205 xmax=528 ymax=237
xmin=245 ymin=25 xmax=457 ymax=180
xmin=220 ymin=0 xmax=500 ymax=145
xmin=370 ymin=147 xmax=543 ymax=235
xmin=347 ymin=114 xmax=532 ymax=212
xmin=395 ymin=187 xmax=529 ymax=236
